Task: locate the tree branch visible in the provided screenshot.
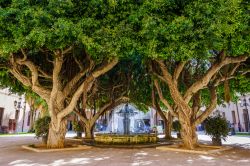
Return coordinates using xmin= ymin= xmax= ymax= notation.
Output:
xmin=153 ymin=79 xmax=176 ymax=116
xmin=15 ymin=58 xmax=39 ymax=86
xmin=62 ymin=45 xmax=74 ymax=55
xmin=57 ymin=58 xmax=119 ymax=120
xmin=48 ymin=54 xmax=64 ymax=116
xmin=173 ymin=61 xmax=186 ymax=82
xmin=51 ymin=55 xmax=63 ymax=93
xmin=20 ymin=49 xmax=28 ymax=61
xmin=10 ymin=67 xmax=31 ymax=87
xmin=62 ymin=54 xmax=97 ymax=98
xmin=92 ymin=58 xmax=119 ymax=78
xmin=229 ymin=63 xmax=241 ymax=76
xmin=37 ymin=67 xmax=52 ymax=79
xmin=86 ymin=52 xmax=95 ymax=71
xmin=90 ymin=96 xmax=129 ymax=126
xmin=151 ymin=71 xmax=167 ymax=83
xmin=152 ymin=87 xmax=168 ymax=122
xmin=46 ymin=54 xmax=53 ymax=63
xmin=184 ymin=55 xmax=248 ymax=103
xmin=73 ymin=109 xmax=88 ymax=124
xmin=155 ymin=60 xmax=192 ymax=119
xmin=213 ymin=63 xmax=247 ymax=87
xmin=194 ymin=86 xmax=217 ymax=125
xmin=9 ymin=65 xmax=50 ymax=103
xmin=73 ymin=55 xmax=84 ymax=71
xmin=155 ymin=60 xmax=173 ymax=81
xmin=62 ymin=68 xmax=89 ymax=97
xmin=11 ymin=52 xmax=51 ymax=102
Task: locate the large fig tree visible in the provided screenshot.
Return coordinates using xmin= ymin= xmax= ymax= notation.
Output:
xmin=130 ymin=0 xmax=249 ymax=149
xmin=0 ymin=0 xmax=135 ymax=148
xmin=74 ymin=66 xmax=130 ymax=141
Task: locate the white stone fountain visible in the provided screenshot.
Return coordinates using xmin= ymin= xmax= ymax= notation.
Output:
xmin=95 ymin=103 xmax=157 ymax=145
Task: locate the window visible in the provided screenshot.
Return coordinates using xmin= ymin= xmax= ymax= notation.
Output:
xmin=231 ymin=111 xmax=236 ymax=124
xmin=243 ymin=109 xmax=249 ymax=132
xmin=0 ymin=108 xmax=4 ymax=126
xmin=15 ymin=110 xmax=19 ymax=121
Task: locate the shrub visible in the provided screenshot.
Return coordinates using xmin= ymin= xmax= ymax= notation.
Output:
xmin=172 ymin=120 xmax=181 ymax=132
xmin=204 ymin=115 xmax=230 ymax=145
xmin=172 ymin=120 xmax=181 ymax=138
xmin=72 ymin=121 xmax=84 ymax=132
xmin=34 ymin=116 xmax=51 ymax=140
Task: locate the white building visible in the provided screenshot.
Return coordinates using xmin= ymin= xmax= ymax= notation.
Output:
xmin=213 ymin=94 xmax=250 ymax=132
xmin=0 ymin=89 xmax=39 ymax=133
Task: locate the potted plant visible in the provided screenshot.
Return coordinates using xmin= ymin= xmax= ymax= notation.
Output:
xmin=72 ymin=121 xmax=84 ymax=138
xmin=152 ymin=125 xmax=158 ymax=134
xmin=172 ymin=120 xmax=181 ymax=138
xmin=204 ymin=115 xmax=230 ymax=146
xmin=34 ymin=116 xmax=51 ymax=144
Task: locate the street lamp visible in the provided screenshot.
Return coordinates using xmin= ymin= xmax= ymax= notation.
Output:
xmin=21 ymin=100 xmax=26 ymax=132
xmin=13 ymin=97 xmax=22 ymax=133
xmin=239 ymin=95 xmax=250 ymax=132
xmin=235 ymin=100 xmax=241 ymax=132
xmin=14 ymin=97 xmax=26 ymax=133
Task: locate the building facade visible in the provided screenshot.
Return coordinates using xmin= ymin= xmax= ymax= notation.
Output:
xmin=0 ymin=89 xmax=39 ymax=133
xmin=213 ymin=94 xmax=250 ymax=132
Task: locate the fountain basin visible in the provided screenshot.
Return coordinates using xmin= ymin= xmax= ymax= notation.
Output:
xmin=95 ymin=134 xmax=158 ymax=145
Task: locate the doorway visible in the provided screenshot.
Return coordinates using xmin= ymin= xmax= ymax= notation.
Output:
xmin=243 ymin=109 xmax=250 ymax=132
xmin=0 ymin=108 xmax=4 ymax=127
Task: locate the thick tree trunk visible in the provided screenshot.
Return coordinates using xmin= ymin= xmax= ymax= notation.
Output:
xmin=47 ymin=119 xmax=67 ymax=148
xmin=165 ymin=113 xmax=172 ymax=140
xmin=83 ymin=122 xmax=94 ymax=144
xmin=212 ymin=137 xmax=222 ymax=146
xmin=29 ymin=110 xmax=34 ymax=132
xmin=179 ymin=117 xmax=198 ymax=150
xmin=153 ymin=93 xmax=172 ymax=140
xmin=84 ymin=125 xmax=94 ymax=139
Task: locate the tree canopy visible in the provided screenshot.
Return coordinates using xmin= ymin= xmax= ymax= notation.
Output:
xmin=125 ymin=0 xmax=249 ymax=149
xmin=0 ymin=0 xmax=249 ymax=149
xmin=0 ymin=0 xmax=140 ymax=148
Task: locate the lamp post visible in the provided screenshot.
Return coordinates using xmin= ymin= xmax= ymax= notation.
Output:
xmin=14 ymin=97 xmax=22 ymax=133
xmin=243 ymin=95 xmax=250 ymax=133
xmin=240 ymin=94 xmax=250 ymax=132
xmin=14 ymin=97 xmax=27 ymax=133
xmin=235 ymin=100 xmax=241 ymax=132
xmin=21 ymin=100 xmax=26 ymax=132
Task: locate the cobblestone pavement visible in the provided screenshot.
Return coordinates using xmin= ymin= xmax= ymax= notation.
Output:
xmin=0 ymin=135 xmax=250 ymax=166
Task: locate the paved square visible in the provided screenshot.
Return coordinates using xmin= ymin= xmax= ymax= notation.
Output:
xmin=0 ymin=135 xmax=250 ymax=166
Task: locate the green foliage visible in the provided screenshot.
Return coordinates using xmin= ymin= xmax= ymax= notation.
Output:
xmin=0 ymin=69 xmax=26 ymax=94
xmin=26 ymin=91 xmax=47 ymax=109
xmin=72 ymin=121 xmax=84 ymax=132
xmin=94 ymin=54 xmax=152 ymax=113
xmin=124 ymin=56 xmax=152 ymax=111
xmin=0 ymin=0 xmax=139 ymax=58
xmin=0 ymin=0 xmax=249 ymax=116
xmin=129 ymin=0 xmax=249 ymax=110
xmin=0 ymin=0 xmax=140 ymax=96
xmin=34 ymin=116 xmax=51 ymax=138
xmin=133 ymin=0 xmax=249 ymax=59
xmin=172 ymin=120 xmax=181 ymax=132
xmin=232 ymin=75 xmax=250 ymax=95
xmin=204 ymin=115 xmax=230 ymax=141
